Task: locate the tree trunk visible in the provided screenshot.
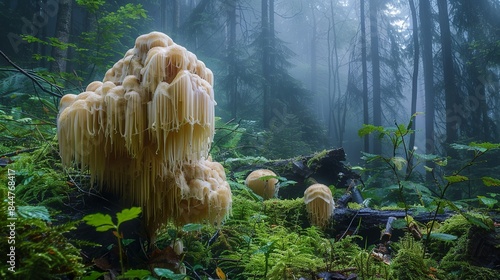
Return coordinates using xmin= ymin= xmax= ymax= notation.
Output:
xmin=408 ymin=0 xmax=419 ymax=172
xmin=369 ymin=0 xmax=382 ymax=154
xmin=51 ymin=0 xmax=72 ymax=73
xmin=226 ymin=0 xmax=238 ymax=119
xmin=173 ymin=0 xmax=180 ymax=30
xmin=310 ymin=2 xmax=318 ymax=107
xmin=419 ymin=0 xmax=435 ymax=181
xmin=360 ymin=0 xmax=369 ymax=152
xmin=261 ymin=0 xmax=271 ymax=128
xmin=437 ymin=0 xmax=460 ymax=147
xmin=160 ymin=0 xmax=167 ymax=33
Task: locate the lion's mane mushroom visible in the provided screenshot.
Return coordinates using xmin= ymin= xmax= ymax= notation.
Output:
xmin=304 ymin=183 xmax=335 ymax=228
xmin=57 ymin=32 xmax=231 ymax=235
xmin=245 ymin=169 xmax=279 ymax=200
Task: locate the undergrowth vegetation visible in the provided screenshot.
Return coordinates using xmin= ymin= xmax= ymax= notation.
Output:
xmin=0 ymin=66 xmax=499 ymax=279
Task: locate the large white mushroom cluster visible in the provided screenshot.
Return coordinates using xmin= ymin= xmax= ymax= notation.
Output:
xmin=57 ymin=32 xmax=231 ymax=232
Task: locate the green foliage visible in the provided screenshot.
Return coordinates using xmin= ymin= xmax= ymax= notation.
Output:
xmin=1 ymin=144 xmax=70 ymax=208
xmin=352 ymin=250 xmax=390 ymax=280
xmin=83 ymin=207 xmax=142 ymax=275
xmin=213 ymin=194 xmax=329 ymax=279
xmin=438 ymin=235 xmax=499 ymax=280
xmin=238 ymin=223 xmax=325 ymax=279
xmin=262 ymin=198 xmax=306 ymax=229
xmin=391 ymin=234 xmax=434 ymax=280
xmin=358 ymin=115 xmax=499 ymax=254
xmin=211 ymin=117 xmax=248 ymax=160
xmin=481 ymin=176 xmax=500 ymax=187
xmin=0 ymin=187 xmax=84 ymax=279
xmin=153 ymin=268 xmax=187 ymax=280
xmin=76 ymin=1 xmax=148 ymax=75
xmin=22 ymin=35 xmax=81 ymax=63
xmin=262 ymin=112 xmax=313 ymax=159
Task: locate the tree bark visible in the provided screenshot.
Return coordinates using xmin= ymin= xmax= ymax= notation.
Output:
xmin=51 ymin=0 xmax=72 ymax=73
xmin=437 ymin=0 xmax=460 ymax=146
xmin=419 ymin=0 xmax=435 ymax=181
xmin=369 ymin=0 xmax=382 ymax=154
xmin=360 ymin=0 xmax=369 ymax=153
xmin=408 ymin=0 xmax=419 ymax=172
xmin=261 ymin=0 xmax=271 ymax=128
xmin=226 ymin=0 xmax=238 ymax=119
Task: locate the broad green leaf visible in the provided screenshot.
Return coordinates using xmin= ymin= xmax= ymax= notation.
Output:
xmin=83 ymin=213 xmax=115 ymax=232
xmin=392 ymin=218 xmax=407 ymax=229
xmin=482 ymin=176 xmax=500 ymax=187
xmin=450 ymin=143 xmax=486 ymax=153
xmin=154 ymin=268 xmax=186 ymax=280
xmin=434 ymin=157 xmax=448 ymax=167
xmin=360 ymin=152 xmax=381 ymax=162
xmin=462 ymin=213 xmax=491 ymax=230
xmin=122 ymin=238 xmax=135 ymax=246
xmin=358 ymin=124 xmax=384 ymax=137
xmin=279 ymin=179 xmax=297 ymax=188
xmin=351 ymin=166 xmax=365 ymax=171
xmin=182 ymin=223 xmax=204 ymax=232
xmin=413 ymin=153 xmax=440 ymax=161
xmin=116 ymin=206 xmax=141 ymax=225
xmin=428 ymin=233 xmax=457 ymax=242
xmin=391 ymin=157 xmax=407 ymax=170
xmin=121 ymin=269 xmax=151 ymax=278
xmin=424 ymin=165 xmax=433 ymax=172
xmin=477 ymin=196 xmax=498 ymax=209
xmin=395 ymin=123 xmax=409 ymax=136
xmin=255 ymin=241 xmax=276 ymax=255
xmin=400 ymin=181 xmax=431 ymax=195
xmin=17 ymin=206 xmax=51 ymax=222
xmin=469 ymin=142 xmax=500 ymax=150
xmin=81 ymin=271 xmax=105 ymax=280
xmin=444 ymin=175 xmax=468 ymax=183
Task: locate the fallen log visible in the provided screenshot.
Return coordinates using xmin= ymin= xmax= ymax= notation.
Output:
xmin=331 ymin=207 xmax=453 ymax=232
xmin=228 ymin=148 xmax=360 ymax=199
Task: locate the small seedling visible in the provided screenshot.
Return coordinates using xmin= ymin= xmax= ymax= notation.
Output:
xmin=83 ymin=206 xmax=142 ymax=274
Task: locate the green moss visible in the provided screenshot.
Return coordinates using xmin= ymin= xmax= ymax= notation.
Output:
xmin=347 ymin=202 xmax=364 ymax=210
xmin=263 ymin=198 xmax=307 ymax=228
xmin=0 ymin=143 xmax=70 ymax=208
xmin=438 ymin=235 xmax=499 ymax=280
xmin=0 ymin=187 xmax=84 ymax=279
xmin=306 ymin=149 xmax=329 ymax=168
xmin=391 ymin=234 xmax=434 ymax=280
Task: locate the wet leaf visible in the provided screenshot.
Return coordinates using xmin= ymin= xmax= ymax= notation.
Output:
xmin=482 ymin=176 xmax=500 ymax=187
xmin=428 ymin=233 xmax=457 ymax=242
xmin=477 ymin=196 xmax=498 ymax=209
xmin=116 ymin=206 xmax=141 ymax=225
xmin=83 ymin=213 xmax=115 ymax=232
xmin=182 ymin=223 xmax=204 ymax=232
xmin=391 ymin=157 xmax=407 ymax=170
xmin=443 ymin=175 xmax=468 ymax=183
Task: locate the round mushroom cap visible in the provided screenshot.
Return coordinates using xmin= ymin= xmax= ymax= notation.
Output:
xmin=245 ymin=169 xmax=278 ymax=200
xmin=304 ymin=183 xmax=335 ymax=227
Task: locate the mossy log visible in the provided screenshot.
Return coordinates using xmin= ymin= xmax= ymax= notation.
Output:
xmin=229 ymin=148 xmax=360 ymax=199
xmin=331 ymin=207 xmax=453 ymax=232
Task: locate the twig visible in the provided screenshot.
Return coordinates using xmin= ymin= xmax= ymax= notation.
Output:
xmin=0 ymin=50 xmax=63 ymax=98
xmin=0 ymin=147 xmax=38 ymax=158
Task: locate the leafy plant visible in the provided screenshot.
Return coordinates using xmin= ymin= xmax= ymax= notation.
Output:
xmin=82 ymin=207 xmax=142 ymax=274
xmin=358 ymin=114 xmax=499 ymax=254
xmin=76 ymin=1 xmax=148 ymax=77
